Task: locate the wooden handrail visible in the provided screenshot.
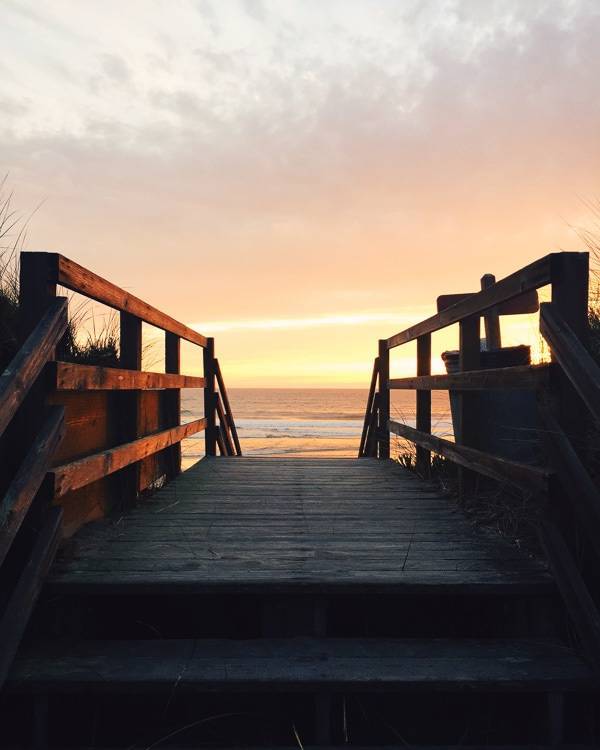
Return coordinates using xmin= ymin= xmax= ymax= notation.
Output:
xmin=0 ymin=506 xmax=63 ymax=689
xmin=21 ymin=252 xmax=208 ymax=348
xmin=540 ymin=519 xmax=600 ymax=678
xmin=389 ymin=364 xmax=550 ymax=391
xmin=388 ymin=419 xmax=549 ymax=494
xmin=0 ymin=406 xmax=65 ymax=568
xmin=540 ymin=302 xmax=600 ymax=424
xmin=53 ymin=362 xmax=205 ymax=391
xmin=538 ymin=403 xmax=600 ymax=559
xmin=386 ymin=253 xmax=553 ymax=348
xmin=0 ymin=298 xmax=67 ymax=437
xmin=52 ymin=418 xmax=207 ymax=497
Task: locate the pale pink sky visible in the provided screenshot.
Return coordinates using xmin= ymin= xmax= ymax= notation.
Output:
xmin=1 ymin=1 xmax=599 ymax=384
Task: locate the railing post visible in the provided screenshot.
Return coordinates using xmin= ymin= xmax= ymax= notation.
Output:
xmin=416 ymin=333 xmax=431 ymax=477
xmin=9 ymin=253 xmax=59 ymax=492
xmin=458 ymin=315 xmax=480 ymax=499
xmin=480 ymin=274 xmax=501 ymax=349
xmin=550 ymin=252 xmax=589 ymax=447
xmin=377 ymin=339 xmax=390 ymax=459
xmin=203 ymin=337 xmax=217 ymax=457
xmin=164 ymin=332 xmax=181 ymax=478
xmin=119 ymin=312 xmax=142 ymax=502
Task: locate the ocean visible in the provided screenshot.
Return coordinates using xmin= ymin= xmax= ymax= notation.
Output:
xmin=180 ymin=388 xmax=452 ymax=465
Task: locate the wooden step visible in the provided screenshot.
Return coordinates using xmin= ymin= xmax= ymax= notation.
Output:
xmin=7 ymin=637 xmax=591 ymax=694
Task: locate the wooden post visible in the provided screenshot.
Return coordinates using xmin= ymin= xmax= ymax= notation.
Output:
xmin=203 ymin=337 xmax=217 ymax=457
xmin=480 ymin=274 xmax=501 ymax=350
xmin=9 ymin=253 xmax=59 ymax=491
xmin=416 ymin=334 xmax=431 ymax=477
xmin=547 ymin=252 xmax=589 ymax=553
xmin=377 ymin=339 xmax=390 ymax=459
xmin=550 ymin=252 xmax=589 ymax=446
xmin=458 ymin=315 xmax=480 ymax=499
xmin=164 ymin=332 xmax=181 ymax=479
xmin=19 ymin=253 xmax=58 ymax=341
xmin=119 ymin=312 xmax=142 ymax=503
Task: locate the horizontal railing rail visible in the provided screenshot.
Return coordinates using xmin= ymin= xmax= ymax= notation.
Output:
xmin=361 ymin=250 xmax=600 ymax=678
xmin=14 ymin=251 xmax=241 ymax=537
xmin=388 ymin=363 xmax=550 ymax=391
xmin=0 ymin=248 xmax=242 ymax=688
xmin=52 ymin=362 xmax=205 ymax=391
xmin=385 ymin=253 xmax=552 ymax=348
xmin=23 ymin=253 xmax=207 ymax=347
xmin=0 ymin=298 xmax=67 ymax=435
xmin=0 ymin=302 xmax=69 ymax=688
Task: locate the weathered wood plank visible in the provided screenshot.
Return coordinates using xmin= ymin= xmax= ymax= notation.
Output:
xmin=53 ymin=361 xmax=204 ymax=391
xmin=377 ymin=341 xmax=390 ymax=459
xmin=52 ymin=419 xmax=207 ymax=497
xmin=0 ymin=506 xmax=63 ymax=689
xmin=416 ymin=333 xmax=431 ymax=476
xmin=0 ymin=406 xmax=64 ymax=567
xmin=203 ymin=338 xmax=217 ymax=457
xmin=50 ymin=458 xmax=550 ymax=595
xmin=8 ymin=637 xmax=589 ymax=693
xmin=387 ymin=254 xmax=552 ymax=348
xmin=437 ymin=288 xmax=539 ymax=317
xmin=538 ymin=402 xmax=600 ymax=560
xmin=389 ymin=364 xmax=550 ymax=391
xmin=388 ymin=420 xmax=549 ymax=494
xmin=540 ymin=302 xmax=600 ymax=425
xmin=42 ymin=253 xmax=208 ymax=347
xmin=0 ymin=298 xmax=67 ymax=437
xmin=164 ymin=332 xmax=182 ymax=479
xmin=539 ymin=520 xmax=600 ymax=678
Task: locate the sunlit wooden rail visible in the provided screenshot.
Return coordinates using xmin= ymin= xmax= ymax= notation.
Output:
xmin=361 ymin=251 xmax=600 ymax=678
xmin=0 ymin=251 xmax=239 ymax=689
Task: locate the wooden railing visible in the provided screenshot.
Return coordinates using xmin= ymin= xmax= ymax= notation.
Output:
xmin=361 ymin=251 xmax=600 ymax=677
xmin=0 ymin=251 xmax=240 ymax=686
xmin=0 ymin=297 xmax=68 ymax=688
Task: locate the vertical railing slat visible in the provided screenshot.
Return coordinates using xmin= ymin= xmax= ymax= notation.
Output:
xmin=165 ymin=332 xmax=181 ymax=478
xmin=416 ymin=333 xmax=431 ymax=477
xmin=203 ymin=337 xmax=217 ymax=457
xmin=119 ymin=312 xmax=142 ymax=501
xmin=377 ymin=340 xmax=390 ymax=459
xmin=458 ymin=315 xmax=480 ymax=499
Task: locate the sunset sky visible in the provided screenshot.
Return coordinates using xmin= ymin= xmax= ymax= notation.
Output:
xmin=2 ymin=0 xmax=599 ymax=385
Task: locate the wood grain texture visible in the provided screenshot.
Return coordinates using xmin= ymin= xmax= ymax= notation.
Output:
xmin=0 ymin=298 xmax=67 ymax=437
xmin=48 ymin=457 xmax=550 ymax=594
xmin=53 ymin=362 xmax=204 ymax=391
xmin=540 ymin=302 xmax=600 ymax=425
xmin=388 ymin=420 xmax=548 ymax=494
xmin=42 ymin=253 xmax=208 ymax=347
xmin=52 ymin=418 xmax=206 ymax=498
xmin=7 ymin=636 xmax=590 ymax=694
xmin=387 ymin=254 xmax=552 ymax=348
xmin=0 ymin=506 xmax=63 ymax=689
xmin=0 ymin=406 xmax=64 ymax=567
xmin=389 ymin=364 xmax=550 ymax=391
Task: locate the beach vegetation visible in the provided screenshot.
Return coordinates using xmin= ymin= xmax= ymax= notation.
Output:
xmin=0 ymin=178 xmax=119 ymax=371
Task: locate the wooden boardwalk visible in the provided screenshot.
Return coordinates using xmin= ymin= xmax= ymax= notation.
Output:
xmin=50 ymin=457 xmax=550 ymax=595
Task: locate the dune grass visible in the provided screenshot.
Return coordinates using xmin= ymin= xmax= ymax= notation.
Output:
xmin=0 ymin=178 xmax=119 ymax=371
